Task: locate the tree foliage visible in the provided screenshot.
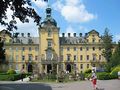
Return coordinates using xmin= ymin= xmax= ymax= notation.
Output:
xmin=110 ymin=41 xmax=120 ymax=67
xmin=0 ymin=0 xmax=41 ymax=31
xmin=102 ymin=28 xmax=113 ymax=62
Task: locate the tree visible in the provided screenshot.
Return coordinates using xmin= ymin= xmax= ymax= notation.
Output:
xmin=102 ymin=28 xmax=113 ymax=72
xmin=102 ymin=28 xmax=113 ymax=62
xmin=0 ymin=0 xmax=41 ymax=31
xmin=110 ymin=41 xmax=120 ymax=67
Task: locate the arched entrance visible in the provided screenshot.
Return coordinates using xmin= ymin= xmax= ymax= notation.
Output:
xmin=66 ymin=64 xmax=71 ymax=73
xmin=47 ymin=64 xmax=52 ymax=73
xmin=28 ymin=63 xmax=33 ymax=73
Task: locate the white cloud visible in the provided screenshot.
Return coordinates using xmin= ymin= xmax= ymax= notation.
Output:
xmin=53 ymin=0 xmax=96 ymax=23
xmin=32 ymin=0 xmax=47 ymax=9
xmin=115 ymin=34 xmax=120 ymax=42
xmin=65 ymin=26 xmax=75 ymax=37
xmin=79 ymin=26 xmax=89 ymax=33
xmin=66 ymin=0 xmax=80 ymax=6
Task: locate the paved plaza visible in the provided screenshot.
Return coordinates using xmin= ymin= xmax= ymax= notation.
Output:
xmin=0 ymin=80 xmax=120 ymax=90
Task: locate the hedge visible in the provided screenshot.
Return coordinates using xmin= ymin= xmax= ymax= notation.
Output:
xmin=97 ymin=72 xmax=110 ymax=80
xmin=0 ymin=73 xmax=31 ymax=81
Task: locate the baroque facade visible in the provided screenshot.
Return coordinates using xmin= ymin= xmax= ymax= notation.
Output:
xmin=0 ymin=6 xmax=106 ymax=73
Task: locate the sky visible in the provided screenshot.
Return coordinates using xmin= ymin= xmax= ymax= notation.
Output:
xmin=0 ymin=0 xmax=120 ymax=42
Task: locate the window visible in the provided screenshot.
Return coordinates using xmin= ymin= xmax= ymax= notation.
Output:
xmin=67 ymin=55 xmax=71 ymax=61
xmin=99 ymin=39 xmax=101 ymax=43
xmin=74 ymin=64 xmax=77 ymax=69
xmin=87 ymin=55 xmax=89 ymax=60
xmin=9 ymin=39 xmax=12 ymax=43
xmin=86 ymin=39 xmax=89 ymax=42
xmin=99 ymin=55 xmax=101 ymax=60
xmin=48 ymin=40 xmax=52 ymax=47
xmin=80 ymin=64 xmax=83 ymax=69
xmin=93 ymin=54 xmax=96 ymax=61
xmin=80 ymin=47 xmax=82 ymax=51
xmin=28 ymin=54 xmax=32 ymax=61
xmin=22 ymin=47 xmax=25 ymax=51
xmin=48 ymin=29 xmax=52 ymax=37
xmin=67 ymin=47 xmax=70 ymax=51
xmin=61 ymin=47 xmax=63 ymax=51
xmin=9 ymin=47 xmax=12 ymax=52
xmin=22 ymin=55 xmax=25 ymax=61
xmin=16 ymin=48 xmax=18 ymax=52
xmin=16 ymin=64 xmax=18 ymax=70
xmin=60 ymin=55 xmax=63 ymax=61
xmin=92 ymin=39 xmax=95 ymax=43
xmin=35 ymin=47 xmax=38 ymax=51
xmin=74 ymin=55 xmax=77 ymax=60
xmin=80 ymin=55 xmax=83 ymax=60
xmin=99 ymin=47 xmax=101 ymax=51
xmin=46 ymin=50 xmax=52 ymax=60
xmin=16 ymin=55 xmax=18 ymax=61
xmin=74 ymin=47 xmax=77 ymax=51
xmin=93 ymin=47 xmax=95 ymax=51
xmin=29 ymin=47 xmax=32 ymax=51
xmin=93 ymin=64 xmax=96 ymax=67
xmin=86 ymin=47 xmax=89 ymax=51
xmin=10 ymin=55 xmax=12 ymax=61
xmin=35 ymin=56 xmax=38 ymax=60
xmin=87 ymin=64 xmax=89 ymax=68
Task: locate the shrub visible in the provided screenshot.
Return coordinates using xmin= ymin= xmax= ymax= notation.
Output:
xmin=97 ymin=72 xmax=110 ymax=80
xmin=84 ymin=73 xmax=92 ymax=80
xmin=110 ymin=65 xmax=120 ymax=79
xmin=8 ymin=73 xmax=31 ymax=81
xmin=7 ymin=69 xmax=16 ymax=74
xmin=84 ymin=69 xmax=92 ymax=74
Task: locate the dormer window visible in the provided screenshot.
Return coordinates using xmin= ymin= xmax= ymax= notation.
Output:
xmin=48 ymin=40 xmax=52 ymax=47
xmin=48 ymin=29 xmax=52 ymax=37
xmin=92 ymin=38 xmax=95 ymax=43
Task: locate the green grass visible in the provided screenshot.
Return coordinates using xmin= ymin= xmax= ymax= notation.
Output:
xmin=0 ymin=74 xmax=10 ymax=81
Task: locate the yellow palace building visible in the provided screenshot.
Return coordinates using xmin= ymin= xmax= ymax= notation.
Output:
xmin=0 ymin=6 xmax=106 ymax=74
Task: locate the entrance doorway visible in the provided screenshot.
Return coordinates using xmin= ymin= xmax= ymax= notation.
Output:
xmin=28 ymin=63 xmax=33 ymax=73
xmin=66 ymin=64 xmax=71 ymax=73
xmin=47 ymin=64 xmax=52 ymax=73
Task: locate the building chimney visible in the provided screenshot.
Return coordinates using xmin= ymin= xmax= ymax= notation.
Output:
xmin=68 ymin=33 xmax=70 ymax=37
xmin=27 ymin=33 xmax=30 ymax=37
xmin=79 ymin=33 xmax=82 ymax=37
xmin=74 ymin=33 xmax=76 ymax=37
xmin=62 ymin=33 xmax=65 ymax=37
xmin=21 ymin=33 xmax=24 ymax=37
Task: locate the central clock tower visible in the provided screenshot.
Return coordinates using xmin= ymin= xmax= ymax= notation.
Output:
xmin=38 ymin=5 xmax=60 ymax=74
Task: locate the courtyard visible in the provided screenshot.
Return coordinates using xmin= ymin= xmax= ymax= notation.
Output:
xmin=0 ymin=79 xmax=120 ymax=90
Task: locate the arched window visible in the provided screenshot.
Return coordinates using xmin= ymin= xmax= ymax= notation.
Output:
xmin=48 ymin=29 xmax=52 ymax=37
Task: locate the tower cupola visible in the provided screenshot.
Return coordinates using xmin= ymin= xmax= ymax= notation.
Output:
xmin=46 ymin=5 xmax=51 ymax=18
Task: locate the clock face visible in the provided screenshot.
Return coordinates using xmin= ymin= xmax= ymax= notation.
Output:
xmin=46 ymin=50 xmax=52 ymax=60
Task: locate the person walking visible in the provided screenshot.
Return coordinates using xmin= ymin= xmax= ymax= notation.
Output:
xmin=91 ymin=70 xmax=98 ymax=90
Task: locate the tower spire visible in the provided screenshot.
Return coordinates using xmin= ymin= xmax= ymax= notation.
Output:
xmin=46 ymin=5 xmax=51 ymax=18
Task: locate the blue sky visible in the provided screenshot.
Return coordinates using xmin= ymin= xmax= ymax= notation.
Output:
xmin=0 ymin=0 xmax=120 ymax=42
